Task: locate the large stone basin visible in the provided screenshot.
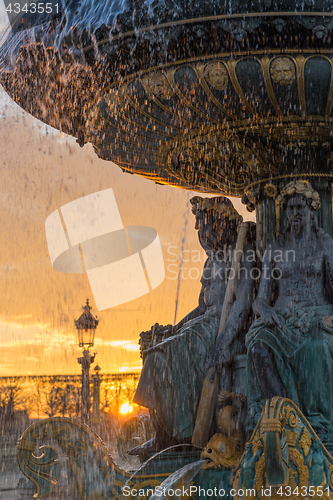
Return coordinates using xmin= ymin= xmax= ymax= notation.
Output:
xmin=2 ymin=1 xmax=333 ymax=194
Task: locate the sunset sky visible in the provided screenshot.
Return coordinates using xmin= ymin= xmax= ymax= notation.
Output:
xmin=0 ymin=5 xmax=254 ymax=377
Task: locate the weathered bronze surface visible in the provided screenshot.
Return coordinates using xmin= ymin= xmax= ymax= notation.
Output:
xmin=247 ymin=182 xmax=333 ymax=455
xmin=7 ymin=1 xmax=333 ymax=497
xmin=132 ymin=196 xmax=254 ymax=454
xmin=233 ymin=398 xmax=333 ymax=500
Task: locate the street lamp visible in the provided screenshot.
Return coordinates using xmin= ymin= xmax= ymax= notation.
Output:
xmin=75 ymin=298 xmax=99 ymax=424
xmin=93 ymin=365 xmax=101 ymax=419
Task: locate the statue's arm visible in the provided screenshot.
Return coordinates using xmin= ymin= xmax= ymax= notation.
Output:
xmin=252 ymin=243 xmax=274 ymax=313
xmin=219 ymin=246 xmax=255 ymax=347
xmin=252 ymin=244 xmax=283 ymax=328
xmin=207 ymin=246 xmax=254 ymax=371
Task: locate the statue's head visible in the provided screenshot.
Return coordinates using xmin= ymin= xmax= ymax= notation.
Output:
xmin=277 ymin=180 xmax=321 ymax=235
xmin=278 ymin=180 xmax=320 ymax=211
xmin=312 ymin=439 xmax=321 ymax=451
xmin=245 ymin=442 xmax=253 ymax=454
xmin=190 ymin=196 xmax=242 ymax=252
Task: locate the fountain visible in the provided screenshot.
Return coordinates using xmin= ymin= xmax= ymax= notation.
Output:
xmin=3 ymin=0 xmax=333 ymax=498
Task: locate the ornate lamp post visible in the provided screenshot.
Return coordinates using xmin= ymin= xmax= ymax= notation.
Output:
xmin=93 ymin=365 xmax=101 ymax=419
xmin=75 ymin=299 xmax=99 ymax=424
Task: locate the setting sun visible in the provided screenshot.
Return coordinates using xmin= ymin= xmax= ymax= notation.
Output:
xmin=120 ymin=402 xmax=133 ymax=414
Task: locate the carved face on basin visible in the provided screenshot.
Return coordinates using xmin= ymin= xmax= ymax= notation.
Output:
xmin=270 ymin=57 xmax=296 ymax=85
xmin=286 ymin=195 xmax=312 ymax=234
xmin=149 ymin=73 xmax=171 ymax=99
xmin=204 ymin=63 xmax=229 ymax=90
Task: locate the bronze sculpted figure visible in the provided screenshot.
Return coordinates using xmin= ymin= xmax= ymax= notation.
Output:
xmin=238 ymin=442 xmax=263 ymax=490
xmin=304 ymin=439 xmax=330 ymax=488
xmin=130 ymin=196 xmax=255 ymax=455
xmin=246 ymin=180 xmax=333 ymax=451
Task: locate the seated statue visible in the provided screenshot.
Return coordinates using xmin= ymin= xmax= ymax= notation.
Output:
xmin=130 ymin=196 xmax=255 ymax=455
xmin=247 ymin=180 xmax=333 ymax=450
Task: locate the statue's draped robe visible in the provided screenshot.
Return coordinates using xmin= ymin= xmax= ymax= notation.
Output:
xmin=134 ymin=311 xmax=219 ymax=439
xmin=246 ymin=305 xmax=333 ymax=450
xmin=134 ymin=257 xmax=226 ymax=440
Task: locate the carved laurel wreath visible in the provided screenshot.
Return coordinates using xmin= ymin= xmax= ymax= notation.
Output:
xmin=276 ymin=180 xmax=321 ymax=210
xmin=263 ymin=180 xmax=320 ymax=211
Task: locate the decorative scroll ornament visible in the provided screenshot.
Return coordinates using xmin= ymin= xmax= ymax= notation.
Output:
xmin=277 ymin=180 xmax=321 ymax=210
xmin=204 ymin=62 xmax=229 ymax=90
xmin=17 ymin=417 xmax=117 ymax=499
xmin=232 ymin=398 xmax=333 ymax=500
xmin=157 ymin=128 xmax=274 ymax=195
xmin=264 ymin=183 xmax=279 ymax=199
xmin=298 ymin=16 xmax=333 ymax=39
xmin=216 ymin=18 xmax=262 ymax=42
xmin=270 ymin=57 xmax=296 ymax=85
xmin=116 ymin=415 xmax=154 ymax=469
xmin=299 ymin=427 xmax=313 ymax=457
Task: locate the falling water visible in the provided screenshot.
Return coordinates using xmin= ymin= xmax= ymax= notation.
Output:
xmin=148 ymin=459 xmax=208 ymax=500
xmin=0 ymin=22 xmax=37 ymax=71
xmin=173 ymin=196 xmax=191 ymax=326
xmin=1 ymin=0 xmax=329 ymax=72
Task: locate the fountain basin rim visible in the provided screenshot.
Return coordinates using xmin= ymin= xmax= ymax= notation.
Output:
xmin=7 ymin=18 xmax=333 ymax=197
xmin=244 ymin=173 xmax=333 ymax=194
xmin=81 ymin=11 xmax=333 ymax=53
